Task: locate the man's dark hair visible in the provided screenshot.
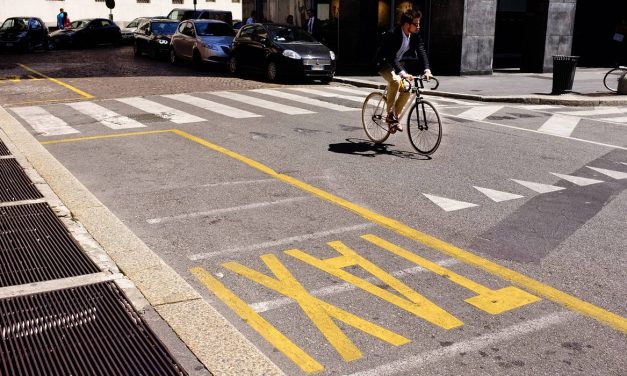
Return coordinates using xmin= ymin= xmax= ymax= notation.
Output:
xmin=400 ymin=10 xmax=422 ymax=25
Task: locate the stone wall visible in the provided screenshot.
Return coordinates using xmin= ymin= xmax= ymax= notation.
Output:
xmin=460 ymin=0 xmax=498 ymax=74
xmin=542 ymin=0 xmax=577 ymax=72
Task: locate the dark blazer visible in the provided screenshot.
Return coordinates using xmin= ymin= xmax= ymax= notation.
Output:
xmin=305 ymin=17 xmax=322 ymax=41
xmin=374 ymin=26 xmax=430 ymax=73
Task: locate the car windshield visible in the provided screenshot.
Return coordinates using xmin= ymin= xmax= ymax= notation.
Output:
xmin=268 ymin=26 xmax=316 ymax=43
xmin=126 ymin=18 xmax=142 ymax=28
xmin=71 ymin=20 xmax=90 ymax=29
xmin=0 ymin=18 xmax=30 ymax=31
xmin=196 ymin=22 xmax=234 ymax=37
xmin=151 ymin=22 xmax=178 ymax=34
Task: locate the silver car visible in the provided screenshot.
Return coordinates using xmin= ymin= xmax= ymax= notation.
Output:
xmin=120 ymin=17 xmax=149 ymax=42
xmin=169 ymin=19 xmax=234 ymax=66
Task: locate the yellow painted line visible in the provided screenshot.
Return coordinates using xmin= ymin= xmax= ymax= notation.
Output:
xmin=18 ymin=63 xmax=94 ymax=99
xmin=223 ymin=254 xmax=410 ymax=362
xmin=40 ymin=129 xmax=173 ymax=145
xmin=171 ymin=129 xmax=627 ymax=334
xmin=27 ymin=75 xmax=43 ymax=81
xmin=42 ymin=128 xmax=627 ymax=333
xmin=191 ymin=267 xmax=324 ymax=374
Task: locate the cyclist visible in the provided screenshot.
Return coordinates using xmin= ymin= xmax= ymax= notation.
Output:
xmin=374 ymin=10 xmax=432 ymax=132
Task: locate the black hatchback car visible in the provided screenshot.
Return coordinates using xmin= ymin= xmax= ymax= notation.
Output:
xmin=133 ymin=18 xmax=179 ymax=59
xmin=49 ymin=18 xmax=121 ymax=48
xmin=0 ymin=17 xmax=49 ymax=52
xmin=228 ymin=23 xmax=336 ymax=82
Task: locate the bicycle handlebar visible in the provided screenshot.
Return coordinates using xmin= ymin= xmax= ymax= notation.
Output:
xmin=401 ymin=76 xmax=439 ymax=92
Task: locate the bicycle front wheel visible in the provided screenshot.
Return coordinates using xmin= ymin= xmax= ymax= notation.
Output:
xmin=407 ymin=100 xmax=442 ymax=155
xmin=362 ymin=92 xmax=390 ymax=144
xmin=603 ymin=68 xmax=625 ymax=92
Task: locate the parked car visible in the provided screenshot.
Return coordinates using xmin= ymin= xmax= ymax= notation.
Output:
xmin=49 ymin=18 xmax=122 ymax=48
xmin=170 ymin=20 xmax=234 ymax=67
xmin=133 ymin=18 xmax=179 ymax=59
xmin=228 ymin=23 xmax=336 ymax=82
xmin=0 ymin=17 xmax=50 ymax=52
xmin=120 ymin=16 xmax=149 ymax=43
xmin=166 ymin=8 xmax=232 ymax=24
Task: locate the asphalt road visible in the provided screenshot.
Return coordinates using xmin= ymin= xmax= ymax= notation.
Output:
xmin=1 ymin=46 xmax=626 ymax=375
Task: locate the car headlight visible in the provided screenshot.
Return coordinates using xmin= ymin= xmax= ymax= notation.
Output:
xmin=158 ymin=39 xmax=169 ymax=45
xmin=283 ymin=49 xmax=301 ymax=59
xmin=329 ymin=50 xmax=336 ymax=60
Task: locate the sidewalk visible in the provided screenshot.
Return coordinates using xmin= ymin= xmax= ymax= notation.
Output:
xmin=333 ymin=68 xmax=627 ymax=106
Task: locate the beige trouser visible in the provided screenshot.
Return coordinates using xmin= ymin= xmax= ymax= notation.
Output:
xmin=378 ymin=66 xmax=410 ymax=116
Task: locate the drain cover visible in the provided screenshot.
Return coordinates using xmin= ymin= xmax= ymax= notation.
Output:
xmin=0 ymin=158 xmax=43 ymax=202
xmin=0 ymin=203 xmax=100 ymax=287
xmin=0 ymin=140 xmax=9 ymax=156
xmin=0 ymin=281 xmax=187 ymax=375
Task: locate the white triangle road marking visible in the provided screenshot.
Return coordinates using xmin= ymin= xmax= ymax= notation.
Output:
xmin=622 ymin=162 xmax=627 ymax=166
xmin=473 ymin=186 xmax=524 ymax=202
xmin=423 ymin=194 xmax=478 ymax=212
xmin=510 ymin=179 xmax=565 ymax=193
xmin=550 ymin=172 xmax=604 ymax=186
xmin=536 ymin=114 xmax=580 ymax=137
xmin=586 ymin=166 xmax=627 ymax=180
xmin=456 ymin=105 xmax=504 ymax=121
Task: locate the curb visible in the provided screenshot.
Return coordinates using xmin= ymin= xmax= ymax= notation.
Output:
xmin=332 ymin=77 xmax=627 ymax=106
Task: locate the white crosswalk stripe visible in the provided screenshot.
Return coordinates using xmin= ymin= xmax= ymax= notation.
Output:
xmin=457 ymin=105 xmax=504 ymax=121
xmin=325 ymin=86 xmax=372 ymax=96
xmin=557 ymin=107 xmax=625 ymax=116
xmin=252 ymin=89 xmax=358 ymax=111
xmin=599 ymin=116 xmax=627 ymax=123
xmin=116 ymin=96 xmax=206 ymax=124
xmin=11 ymin=106 xmax=79 ymax=136
xmin=164 ymin=93 xmax=261 ymax=119
xmin=67 ymin=102 xmax=145 ymax=130
xmin=536 ymin=114 xmax=580 ymax=137
xmin=289 ymin=87 xmax=365 ymax=102
xmin=210 ymin=91 xmax=314 ymax=115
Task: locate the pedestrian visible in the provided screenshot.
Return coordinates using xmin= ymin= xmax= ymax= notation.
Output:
xmin=56 ymin=8 xmax=65 ymax=30
xmin=246 ymin=10 xmax=256 ymax=25
xmin=63 ymin=11 xmax=71 ymax=29
xmin=286 ymin=14 xmax=294 ymax=26
xmin=373 ymin=10 xmax=433 ymax=132
xmin=305 ymin=8 xmax=322 ymax=41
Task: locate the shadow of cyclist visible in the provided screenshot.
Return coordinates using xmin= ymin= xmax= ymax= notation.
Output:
xmin=328 ymin=138 xmax=431 ymax=160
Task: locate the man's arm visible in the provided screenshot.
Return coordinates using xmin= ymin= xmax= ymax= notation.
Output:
xmin=411 ymin=34 xmax=432 ymax=78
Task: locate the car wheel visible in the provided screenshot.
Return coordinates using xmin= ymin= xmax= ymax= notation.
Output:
xmin=192 ymin=50 xmax=202 ymax=68
xmin=170 ymin=48 xmax=179 ymax=65
xmin=133 ymin=42 xmax=142 ymax=56
xmin=228 ymin=56 xmax=238 ymax=75
xmin=149 ymin=45 xmax=159 ymax=59
xmin=23 ymin=41 xmax=34 ymax=53
xmin=319 ymin=76 xmax=333 ymax=84
xmin=266 ymin=61 xmax=278 ymax=82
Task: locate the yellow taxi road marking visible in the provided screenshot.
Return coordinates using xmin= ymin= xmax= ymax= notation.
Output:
xmin=42 ymin=129 xmax=627 ymax=333
xmin=17 ymin=63 xmax=94 ymax=99
xmin=362 ymin=235 xmax=541 ymax=314
xmin=40 ymin=129 xmax=173 ymax=145
xmin=190 ymin=267 xmax=324 ymax=374
xmin=223 ymin=254 xmax=410 ymax=362
xmin=285 ymin=242 xmax=464 ymax=329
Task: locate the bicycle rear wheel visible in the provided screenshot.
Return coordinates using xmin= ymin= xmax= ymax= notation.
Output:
xmin=603 ymin=68 xmax=625 ymax=92
xmin=407 ymin=100 xmax=442 ymax=155
xmin=362 ymin=92 xmax=390 ymax=144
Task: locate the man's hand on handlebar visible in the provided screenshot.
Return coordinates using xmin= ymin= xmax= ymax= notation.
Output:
xmin=423 ymin=69 xmax=433 ymax=81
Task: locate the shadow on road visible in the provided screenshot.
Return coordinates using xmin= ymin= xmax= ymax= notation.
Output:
xmin=328 ymin=138 xmax=431 ymax=160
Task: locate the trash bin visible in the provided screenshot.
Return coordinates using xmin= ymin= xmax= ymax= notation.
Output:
xmin=551 ymin=55 xmax=579 ymax=94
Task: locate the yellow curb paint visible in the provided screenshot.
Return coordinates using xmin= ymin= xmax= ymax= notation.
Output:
xmin=171 ymin=129 xmax=627 ymax=334
xmin=41 ymin=128 xmax=627 ymax=333
xmin=40 ymin=129 xmax=173 ymax=145
xmin=191 ymin=267 xmax=324 ymax=374
xmin=285 ymin=242 xmax=463 ymax=329
xmin=18 ymin=63 xmax=94 ymax=99
xmin=361 ymin=234 xmax=540 ymax=314
xmin=223 ymin=255 xmax=410 ymax=362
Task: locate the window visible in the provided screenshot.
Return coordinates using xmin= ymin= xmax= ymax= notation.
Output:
xmin=177 ymin=22 xmax=186 ymax=33
xmin=172 ymin=0 xmax=183 ymax=4
xmin=137 ymin=0 xmax=150 ymax=3
xmin=206 ymin=0 xmax=215 ymax=2
xmin=95 ymin=0 xmax=104 ymax=2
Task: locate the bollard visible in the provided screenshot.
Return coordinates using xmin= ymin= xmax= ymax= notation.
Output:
xmin=551 ymin=55 xmax=579 ymax=94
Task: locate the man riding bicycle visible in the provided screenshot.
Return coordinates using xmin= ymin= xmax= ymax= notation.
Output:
xmin=374 ymin=10 xmax=432 ymax=133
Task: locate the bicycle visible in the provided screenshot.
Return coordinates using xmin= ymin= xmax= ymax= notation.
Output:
xmin=361 ymin=75 xmax=442 ymax=155
xmin=603 ymin=66 xmax=627 ymax=92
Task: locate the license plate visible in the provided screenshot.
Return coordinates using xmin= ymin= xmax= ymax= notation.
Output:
xmin=311 ymin=65 xmax=324 ymax=71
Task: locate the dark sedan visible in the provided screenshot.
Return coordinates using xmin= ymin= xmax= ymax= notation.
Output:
xmin=0 ymin=17 xmax=50 ymax=52
xmin=49 ymin=18 xmax=122 ymax=48
xmin=133 ymin=19 xmax=179 ymax=59
xmin=228 ymin=23 xmax=336 ymax=82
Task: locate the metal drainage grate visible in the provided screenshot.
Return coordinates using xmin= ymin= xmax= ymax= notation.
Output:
xmin=0 ymin=281 xmax=188 ymax=376
xmin=0 ymin=140 xmax=9 ymax=156
xmin=0 ymin=158 xmax=43 ymax=203
xmin=0 ymin=203 xmax=100 ymax=287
